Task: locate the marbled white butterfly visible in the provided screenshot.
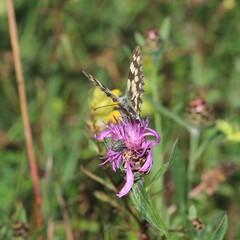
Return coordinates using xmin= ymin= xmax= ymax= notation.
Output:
xmin=83 ymin=46 xmax=144 ymax=119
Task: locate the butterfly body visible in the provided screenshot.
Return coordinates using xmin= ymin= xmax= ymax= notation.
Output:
xmin=83 ymin=46 xmax=144 ymax=119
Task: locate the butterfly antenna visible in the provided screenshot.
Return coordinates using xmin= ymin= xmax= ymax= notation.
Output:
xmin=93 ymin=104 xmax=118 ymax=111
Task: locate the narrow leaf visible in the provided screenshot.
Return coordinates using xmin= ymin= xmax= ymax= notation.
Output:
xmin=160 ymin=17 xmax=171 ymax=41
xmin=211 ymin=213 xmax=228 ymax=240
xmin=130 ymin=181 xmax=171 ymax=239
xmin=171 ymin=139 xmax=187 ymax=212
xmin=134 ymin=32 xmax=145 ymax=47
xmin=149 ymin=137 xmax=179 ymax=186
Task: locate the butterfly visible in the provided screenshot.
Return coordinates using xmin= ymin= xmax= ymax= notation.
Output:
xmin=82 ymin=46 xmax=144 ymax=119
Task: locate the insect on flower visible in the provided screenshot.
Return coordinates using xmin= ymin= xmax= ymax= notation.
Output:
xmin=95 ymin=117 xmax=160 ymax=197
xmin=84 ymin=47 xmax=160 ymax=197
xmin=83 ymin=46 xmax=144 ymax=120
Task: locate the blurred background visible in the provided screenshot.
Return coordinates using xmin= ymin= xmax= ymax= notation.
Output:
xmin=0 ymin=0 xmax=240 ymax=239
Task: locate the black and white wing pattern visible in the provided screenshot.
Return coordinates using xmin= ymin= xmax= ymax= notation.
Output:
xmin=82 ymin=46 xmax=144 ymax=119
xmin=125 ymin=46 xmax=144 ymax=117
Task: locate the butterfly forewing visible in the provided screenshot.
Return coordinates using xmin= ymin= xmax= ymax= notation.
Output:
xmin=82 ymin=71 xmax=136 ymax=117
xmin=126 ymin=46 xmax=144 ymax=116
xmin=82 ymin=71 xmax=119 ymax=102
xmin=83 ymin=46 xmax=144 ymax=119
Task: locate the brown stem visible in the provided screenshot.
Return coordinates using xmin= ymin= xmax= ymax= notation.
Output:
xmin=6 ymin=0 xmax=43 ymax=237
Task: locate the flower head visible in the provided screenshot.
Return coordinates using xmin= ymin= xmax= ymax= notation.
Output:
xmin=95 ymin=117 xmax=160 ymax=197
xmin=145 ymin=28 xmax=161 ymax=52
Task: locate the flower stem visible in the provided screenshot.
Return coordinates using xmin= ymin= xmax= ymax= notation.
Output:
xmin=152 ymin=98 xmax=202 ymax=192
xmin=188 ymin=127 xmax=200 ymax=191
xmin=150 ymin=61 xmax=164 ymax=210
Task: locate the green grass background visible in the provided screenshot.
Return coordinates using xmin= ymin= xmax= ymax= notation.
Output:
xmin=0 ymin=0 xmax=240 ymax=239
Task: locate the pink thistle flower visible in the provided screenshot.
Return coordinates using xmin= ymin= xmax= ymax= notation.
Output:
xmin=95 ymin=118 xmax=160 ymax=197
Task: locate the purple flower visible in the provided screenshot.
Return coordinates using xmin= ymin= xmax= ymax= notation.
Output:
xmin=95 ymin=118 xmax=160 ymax=198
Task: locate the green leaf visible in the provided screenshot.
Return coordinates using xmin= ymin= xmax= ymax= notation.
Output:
xmin=205 ymin=212 xmax=227 ymax=240
xmin=171 ymin=139 xmax=187 ymax=212
xmin=211 ymin=213 xmax=228 ymax=240
xmin=188 ymin=204 xmax=198 ymax=219
xmin=88 ymin=138 xmax=99 ymax=153
xmin=134 ymin=32 xmax=145 ymax=47
xmin=149 ymin=137 xmax=179 ymax=187
xmin=130 ymin=181 xmax=171 ymax=239
xmin=149 ymin=161 xmax=169 ymax=187
xmin=160 ymin=17 xmax=171 ymax=41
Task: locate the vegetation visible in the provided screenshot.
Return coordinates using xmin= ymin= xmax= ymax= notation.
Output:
xmin=0 ymin=0 xmax=239 ymax=239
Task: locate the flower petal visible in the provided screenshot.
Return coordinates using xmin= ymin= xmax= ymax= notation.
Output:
xmin=111 ymin=160 xmax=117 ymax=172
xmin=95 ymin=129 xmax=111 ymax=140
xmin=115 ymin=154 xmax=122 ymax=169
xmin=116 ymin=164 xmax=134 ymax=198
xmin=139 ymin=150 xmax=153 ymax=173
xmin=146 ymin=128 xmax=161 ymax=146
xmin=95 ymin=117 xmax=160 ymax=186
xmin=99 ymin=157 xmax=111 ymax=166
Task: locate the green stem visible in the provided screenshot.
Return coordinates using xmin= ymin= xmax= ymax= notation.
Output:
xmin=150 ymin=62 xmax=164 ymax=210
xmin=188 ymin=127 xmax=200 ymax=191
xmin=151 ymin=100 xmax=191 ymax=131
xmin=152 ymin=99 xmax=203 ymax=191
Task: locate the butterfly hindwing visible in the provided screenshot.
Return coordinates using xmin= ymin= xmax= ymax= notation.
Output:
xmin=127 ymin=46 xmax=144 ymax=116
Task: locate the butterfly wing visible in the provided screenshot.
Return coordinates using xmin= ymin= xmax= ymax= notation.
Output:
xmin=126 ymin=46 xmax=144 ymax=116
xmin=83 ymin=71 xmax=136 ymax=117
xmin=83 ymin=46 xmax=144 ymax=119
xmin=83 ymin=71 xmax=120 ymax=102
